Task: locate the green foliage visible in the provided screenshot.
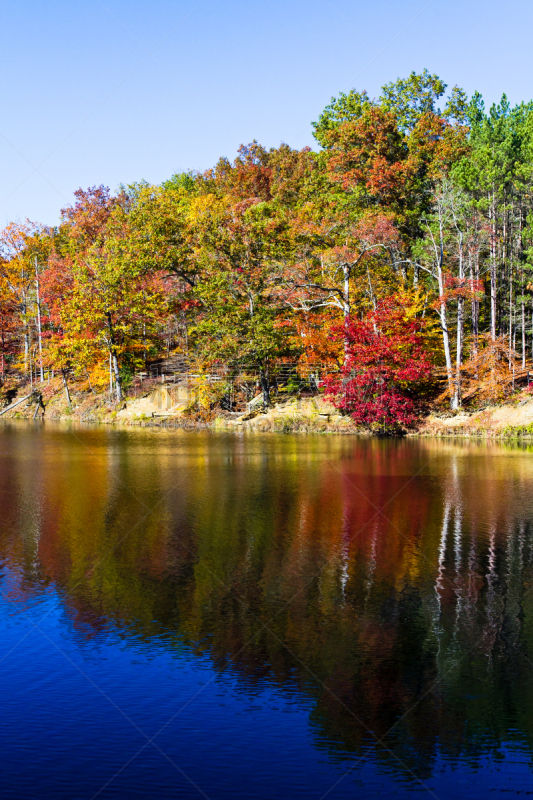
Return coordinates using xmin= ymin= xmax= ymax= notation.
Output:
xmin=443 ymin=86 xmax=470 ymax=125
xmin=501 ymin=422 xmax=533 ymax=438
xmin=190 ymin=196 xmax=296 ymax=370
xmin=313 ymin=70 xmax=454 ymax=146
xmin=161 ymin=171 xmax=199 ymax=194
xmin=380 ymin=68 xmax=447 ymax=130
xmin=312 ymin=89 xmax=374 ymax=146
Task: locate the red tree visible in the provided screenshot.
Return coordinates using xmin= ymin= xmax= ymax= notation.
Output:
xmin=60 ymin=185 xmax=119 ymax=249
xmin=322 ymin=294 xmax=433 ymax=431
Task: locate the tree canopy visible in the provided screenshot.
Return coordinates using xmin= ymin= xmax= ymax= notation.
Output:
xmin=2 ymin=70 xmax=533 ymax=426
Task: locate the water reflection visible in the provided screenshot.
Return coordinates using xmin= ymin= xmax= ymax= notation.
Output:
xmin=2 ymin=424 xmax=533 ymax=796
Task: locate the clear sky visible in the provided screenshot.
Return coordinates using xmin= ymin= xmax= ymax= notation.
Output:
xmin=1 ymin=0 xmax=532 ymax=226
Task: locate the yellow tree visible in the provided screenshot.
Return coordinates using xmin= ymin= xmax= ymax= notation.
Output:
xmin=0 ymin=221 xmax=50 ymax=381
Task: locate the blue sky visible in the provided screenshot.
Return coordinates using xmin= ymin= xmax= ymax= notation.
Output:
xmin=1 ymin=0 xmax=532 ymax=226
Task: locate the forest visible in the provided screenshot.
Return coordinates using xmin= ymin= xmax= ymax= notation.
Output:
xmin=1 ymin=69 xmax=533 ymax=429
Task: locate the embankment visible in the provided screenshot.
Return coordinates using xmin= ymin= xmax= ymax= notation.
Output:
xmin=4 ymin=377 xmax=533 ymax=438
xmin=0 ymin=378 xmax=359 ymax=433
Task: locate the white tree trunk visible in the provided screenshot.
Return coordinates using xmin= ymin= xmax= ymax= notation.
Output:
xmin=35 ymin=257 xmax=44 ymax=382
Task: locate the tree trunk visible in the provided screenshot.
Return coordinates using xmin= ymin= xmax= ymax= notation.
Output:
xmin=24 ymin=327 xmax=29 ymax=378
xmin=470 ymin=249 xmax=479 ymax=360
xmin=21 ymin=274 xmax=29 ymax=377
xmin=489 ymin=196 xmax=497 ymax=341
xmin=61 ymin=369 xmax=71 ymax=404
xmin=259 ymin=367 xmax=270 ymax=411
xmin=509 ymin=262 xmax=513 ymax=368
xmin=453 ymin=231 xmax=464 ymax=410
xmin=454 ymin=298 xmax=463 ymax=410
xmin=436 ymin=240 xmax=454 ymax=403
xmin=522 ymin=301 xmax=526 ymax=370
xmin=111 ymin=350 xmax=122 ymax=402
xmin=106 ymin=313 xmax=122 ymax=402
xmin=519 ymin=206 xmax=526 ymax=370
xmin=342 ymin=263 xmax=350 ymax=366
xmin=35 ymin=257 xmax=44 ymax=382
xmin=33 ymin=392 xmax=45 ymax=420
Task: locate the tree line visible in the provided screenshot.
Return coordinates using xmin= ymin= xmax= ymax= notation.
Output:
xmin=2 ymin=69 xmax=533 ymax=426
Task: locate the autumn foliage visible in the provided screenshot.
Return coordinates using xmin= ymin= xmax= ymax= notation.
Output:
xmin=1 ymin=70 xmax=532 ymax=428
xmin=322 ymin=295 xmax=433 ymax=431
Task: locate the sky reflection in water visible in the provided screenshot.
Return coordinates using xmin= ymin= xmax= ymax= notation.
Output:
xmin=1 ymin=423 xmax=533 ymax=798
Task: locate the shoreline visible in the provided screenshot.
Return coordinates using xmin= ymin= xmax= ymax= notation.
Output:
xmin=3 ymin=378 xmax=533 ymax=440
xmin=3 ymin=416 xmax=533 ymax=446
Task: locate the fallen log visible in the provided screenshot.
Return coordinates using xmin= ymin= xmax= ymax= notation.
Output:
xmin=0 ymin=393 xmax=33 ymax=417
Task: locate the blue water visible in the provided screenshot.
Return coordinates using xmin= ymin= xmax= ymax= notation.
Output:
xmin=2 ymin=423 xmax=533 ymax=798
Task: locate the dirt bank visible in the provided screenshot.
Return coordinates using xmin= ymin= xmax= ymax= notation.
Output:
xmin=3 ymin=377 xmax=533 ymax=438
xmin=0 ymin=377 xmax=360 ymax=433
xmin=416 ymin=390 xmax=533 ymax=438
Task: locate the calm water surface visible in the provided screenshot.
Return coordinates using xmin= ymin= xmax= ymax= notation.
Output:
xmin=1 ymin=423 xmax=533 ymax=799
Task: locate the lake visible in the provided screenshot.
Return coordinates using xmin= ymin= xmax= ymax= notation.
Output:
xmin=1 ymin=422 xmax=533 ymax=799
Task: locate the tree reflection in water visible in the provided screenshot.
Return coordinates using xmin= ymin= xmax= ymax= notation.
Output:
xmin=2 ymin=424 xmax=533 ymax=788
